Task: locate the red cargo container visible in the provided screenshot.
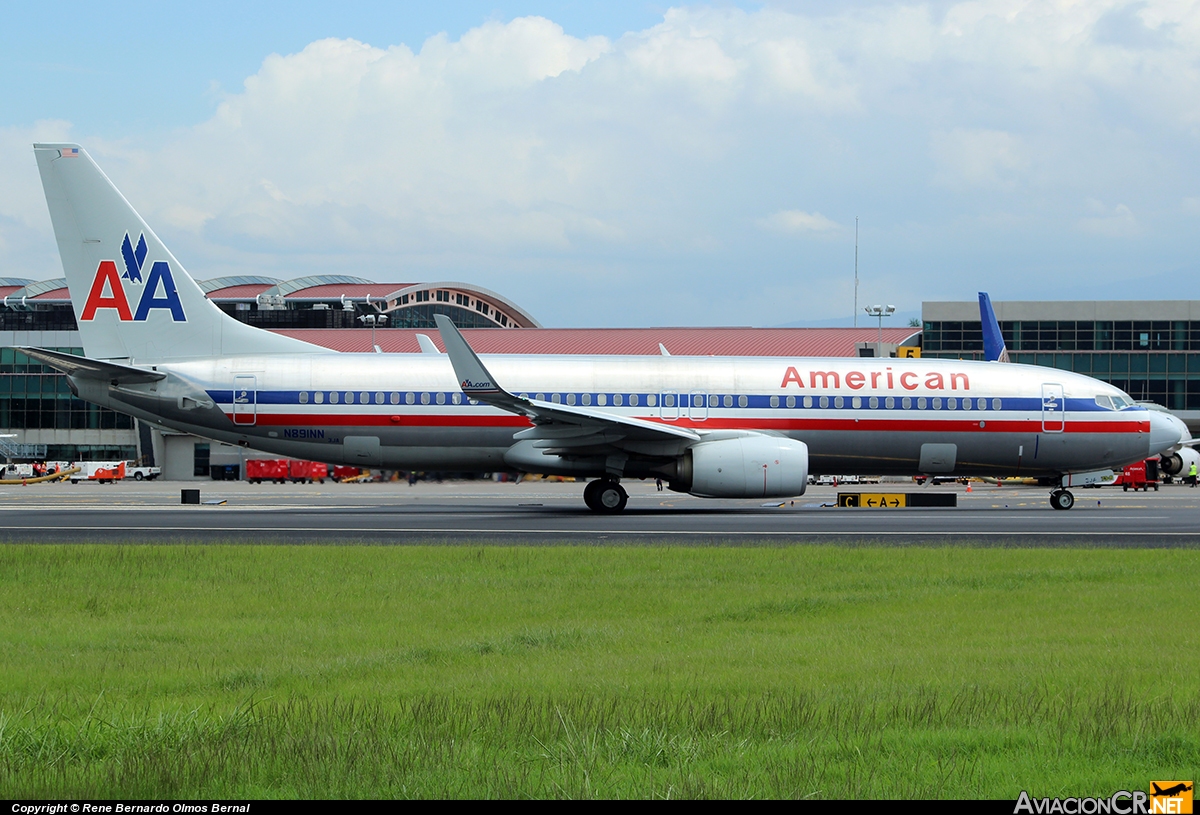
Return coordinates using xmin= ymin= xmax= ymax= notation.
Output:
xmin=246 ymin=459 xmax=289 ymax=484
xmin=332 ymin=465 xmax=361 ymax=481
xmin=1115 ymin=459 xmax=1159 ymax=491
xmin=288 ymin=460 xmax=329 ymax=483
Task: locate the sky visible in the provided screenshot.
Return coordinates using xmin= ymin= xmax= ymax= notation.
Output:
xmin=2 ymin=1 xmax=1199 ymax=328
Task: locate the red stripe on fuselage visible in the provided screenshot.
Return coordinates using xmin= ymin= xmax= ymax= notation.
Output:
xmin=225 ymin=412 xmax=1148 ymax=434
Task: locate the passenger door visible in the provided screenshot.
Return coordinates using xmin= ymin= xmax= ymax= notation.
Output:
xmin=233 ymin=374 xmax=257 ymax=426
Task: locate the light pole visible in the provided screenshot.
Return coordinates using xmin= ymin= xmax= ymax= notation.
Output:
xmin=864 ymin=304 xmax=895 ymax=358
xmin=357 ymin=313 xmax=388 ymax=352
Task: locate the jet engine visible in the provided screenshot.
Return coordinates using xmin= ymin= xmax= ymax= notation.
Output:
xmin=675 ymin=436 xmax=809 ymax=498
xmin=1160 ymin=447 xmax=1198 ymax=478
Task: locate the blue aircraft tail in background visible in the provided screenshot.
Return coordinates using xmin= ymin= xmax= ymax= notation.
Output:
xmin=978 ymin=292 xmax=1010 ymax=363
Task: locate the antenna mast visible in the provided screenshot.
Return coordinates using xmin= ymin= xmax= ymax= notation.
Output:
xmin=853 ymin=216 xmax=859 ymax=327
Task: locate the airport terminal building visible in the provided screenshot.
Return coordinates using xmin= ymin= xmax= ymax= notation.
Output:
xmin=4 ymin=279 xmax=1197 ymax=477
xmin=922 ymin=300 xmax=1200 ymax=431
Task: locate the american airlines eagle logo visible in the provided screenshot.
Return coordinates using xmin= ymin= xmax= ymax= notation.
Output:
xmin=80 ymin=232 xmax=186 ymax=322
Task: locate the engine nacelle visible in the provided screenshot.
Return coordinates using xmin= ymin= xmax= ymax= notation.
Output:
xmin=1160 ymin=452 xmax=1183 ymax=476
xmin=682 ymin=436 xmax=809 ymax=498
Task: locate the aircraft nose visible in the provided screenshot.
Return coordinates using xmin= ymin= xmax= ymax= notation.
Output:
xmin=1148 ymin=410 xmax=1183 ymax=457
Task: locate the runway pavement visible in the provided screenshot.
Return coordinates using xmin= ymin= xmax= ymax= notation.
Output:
xmin=2 ymin=476 xmax=1199 ymax=545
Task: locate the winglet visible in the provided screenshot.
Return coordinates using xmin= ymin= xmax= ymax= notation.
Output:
xmin=434 ymin=314 xmax=507 ymax=397
xmin=415 ymin=333 xmax=441 ymax=354
xmin=659 ymin=343 xmax=670 ymax=356
xmin=978 ymin=292 xmax=1010 ymax=363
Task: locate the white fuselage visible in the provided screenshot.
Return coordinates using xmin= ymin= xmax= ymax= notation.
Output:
xmin=75 ymin=352 xmax=1166 ymax=479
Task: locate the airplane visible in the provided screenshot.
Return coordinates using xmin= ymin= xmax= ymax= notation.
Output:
xmin=10 ymin=143 xmax=1184 ymax=512
xmin=979 ymin=292 xmax=1199 ymax=479
xmin=1151 ymin=783 xmax=1192 ymax=798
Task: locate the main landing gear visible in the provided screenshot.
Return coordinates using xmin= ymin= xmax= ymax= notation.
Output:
xmin=584 ymin=478 xmax=628 ymax=513
xmin=1049 ymin=489 xmax=1075 ymax=510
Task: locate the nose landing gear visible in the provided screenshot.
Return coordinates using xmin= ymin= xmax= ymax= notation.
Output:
xmin=1049 ymin=489 xmax=1075 ymax=510
xmin=584 ymin=478 xmax=628 ymax=512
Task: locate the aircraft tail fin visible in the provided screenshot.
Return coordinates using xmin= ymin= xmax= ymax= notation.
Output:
xmin=33 ymin=143 xmax=324 ymax=362
xmin=979 ymin=292 xmax=1010 ymax=363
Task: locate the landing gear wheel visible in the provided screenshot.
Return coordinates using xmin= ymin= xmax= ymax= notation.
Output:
xmin=594 ymin=481 xmax=628 ymax=513
xmin=1050 ymin=489 xmax=1075 ymax=510
xmin=583 ymin=479 xmax=603 ymax=510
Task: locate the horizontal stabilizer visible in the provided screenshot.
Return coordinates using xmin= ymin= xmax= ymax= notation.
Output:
xmin=16 ymin=346 xmax=165 ymax=383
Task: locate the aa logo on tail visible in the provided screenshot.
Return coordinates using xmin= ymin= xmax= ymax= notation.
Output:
xmin=81 ymin=232 xmax=186 ymax=322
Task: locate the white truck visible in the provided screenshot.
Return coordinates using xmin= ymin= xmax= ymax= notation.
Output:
xmin=125 ymin=463 xmax=161 ymax=481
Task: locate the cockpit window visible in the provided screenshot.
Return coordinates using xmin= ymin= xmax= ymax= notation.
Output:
xmin=1098 ymin=394 xmax=1133 ymax=410
xmin=1095 ymin=395 xmax=1114 ymax=410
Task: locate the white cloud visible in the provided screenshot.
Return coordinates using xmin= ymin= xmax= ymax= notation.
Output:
xmin=7 ymin=3 xmax=1200 ymax=325
xmin=930 ymin=128 xmax=1028 ymax=190
xmin=1077 ymin=199 xmax=1140 ymax=237
xmin=760 ymin=209 xmax=841 ymax=234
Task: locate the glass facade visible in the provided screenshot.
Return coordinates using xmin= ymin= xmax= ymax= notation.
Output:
xmin=923 ymin=320 xmax=1200 ymax=409
xmin=1 ymin=346 xmax=134 ymax=422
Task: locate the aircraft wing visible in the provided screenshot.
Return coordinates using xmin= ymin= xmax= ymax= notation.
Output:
xmin=434 ymin=315 xmax=700 ymax=451
xmin=14 ymin=347 xmax=165 ymax=384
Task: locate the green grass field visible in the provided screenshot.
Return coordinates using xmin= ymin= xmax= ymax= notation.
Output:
xmin=1 ymin=544 xmax=1197 ymax=798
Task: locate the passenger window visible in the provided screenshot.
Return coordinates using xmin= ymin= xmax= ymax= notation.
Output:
xmin=360 ymin=392 xmax=369 ymax=404
xmin=375 ymin=392 xmax=384 ymax=405
xmin=709 ymin=394 xmax=719 ymax=407
xmin=421 ymin=392 xmax=430 ymax=405
xmin=452 ymin=393 xmax=462 ymax=405
xmin=886 ymin=396 xmax=894 ymax=409
xmin=664 ymin=394 xmax=675 ymax=407
xmin=535 ymin=393 xmax=545 ymax=401
xmin=552 ymin=393 xmax=561 ymax=403
xmin=299 ymin=392 xmax=309 ymax=404
xmin=786 ymin=395 xmax=795 ymax=408
xmin=597 ymin=394 xmax=606 ymax=406
xmin=646 ymin=394 xmax=656 ymax=407
xmin=902 ymin=397 xmax=911 ymax=409
xmin=869 ymin=396 xmax=878 ymax=409
xmin=932 ymin=397 xmax=941 ymax=410
xmin=581 ymin=393 xmax=591 ymax=406
xmin=436 ymin=392 xmax=446 ymax=405
xmin=803 ymin=396 xmax=812 ymax=408
xmin=631 ymin=394 xmax=641 ymax=407
xmin=315 ymin=392 xmax=324 ymax=404
xmin=738 ymin=395 xmax=748 ymax=408
xmin=819 ymin=396 xmax=829 ymax=408
xmin=947 ymin=397 xmax=956 ymax=410
xmin=567 ymin=393 xmax=577 ymax=405
xmin=390 ymin=392 xmax=399 ymax=404
xmin=992 ymin=398 xmax=1002 ymax=410
xmin=918 ymin=397 xmax=927 ymax=409
xmin=405 ymin=393 xmax=415 ymax=405
xmin=613 ymin=393 xmax=623 ymax=406
xmin=723 ymin=394 xmax=733 ymax=407
xmin=852 ymin=397 xmax=862 ymax=409
xmin=834 ymin=396 xmax=844 ymax=408
xmin=330 ymin=392 xmax=340 ymax=405
xmin=770 ymin=395 xmax=779 ymax=407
